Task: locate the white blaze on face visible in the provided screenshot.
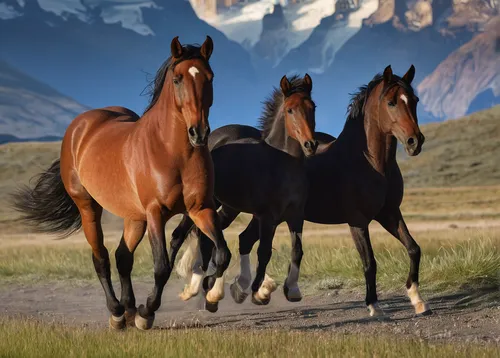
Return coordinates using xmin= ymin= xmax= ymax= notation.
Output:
xmin=400 ymin=94 xmax=408 ymax=105
xmin=188 ymin=66 xmax=200 ymax=78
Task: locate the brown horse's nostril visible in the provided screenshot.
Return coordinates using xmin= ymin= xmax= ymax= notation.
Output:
xmin=304 ymin=141 xmax=311 ymax=149
xmin=407 ymin=137 xmax=416 ymax=147
xmin=188 ymin=126 xmax=197 ymax=138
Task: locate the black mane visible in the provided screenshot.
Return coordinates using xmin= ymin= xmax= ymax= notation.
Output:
xmin=346 ymin=73 xmax=415 ymax=121
xmin=143 ymin=44 xmax=206 ymax=114
xmin=258 ymin=75 xmax=311 ymax=139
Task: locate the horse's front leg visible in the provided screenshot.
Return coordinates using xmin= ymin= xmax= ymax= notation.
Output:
xmin=189 ymin=207 xmax=231 ymax=312
xmin=251 ymin=219 xmax=277 ymax=305
xmin=283 ymin=217 xmax=304 ymax=302
xmin=375 ymin=208 xmax=432 ymax=316
xmin=136 ymin=205 xmax=171 ymax=330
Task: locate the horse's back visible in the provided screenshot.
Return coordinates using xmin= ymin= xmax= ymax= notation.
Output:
xmin=209 ymin=124 xmax=261 ymax=151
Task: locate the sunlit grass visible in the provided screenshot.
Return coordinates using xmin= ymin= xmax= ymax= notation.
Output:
xmin=0 ymin=318 xmax=496 ymax=358
xmin=1 ymin=227 xmax=498 ymax=296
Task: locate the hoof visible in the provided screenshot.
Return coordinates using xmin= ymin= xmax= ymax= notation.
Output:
xmin=109 ymin=314 xmax=126 ymax=330
xmin=230 ymin=282 xmax=249 ymax=304
xmin=205 ymin=299 xmax=219 ymax=313
xmin=251 ymin=292 xmax=270 ymax=306
xmin=179 ymin=286 xmax=197 ymax=302
xmin=124 ymin=309 xmax=137 ymax=328
xmin=414 ymin=302 xmax=433 ymax=316
xmin=135 ymin=305 xmax=155 ymax=331
xmin=368 ymin=303 xmax=385 ymax=318
xmin=283 ymin=284 xmax=302 ymax=302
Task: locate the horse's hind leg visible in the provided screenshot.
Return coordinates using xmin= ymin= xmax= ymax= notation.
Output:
xmin=115 ymin=219 xmax=146 ymax=327
xmin=375 ymin=208 xmax=432 ymax=316
xmin=251 ymin=220 xmax=277 ymax=305
xmin=230 ymin=216 xmax=259 ymax=303
xmin=73 ymin=196 xmax=125 ymax=329
xmin=136 ymin=205 xmax=171 ymax=330
xmin=349 ymin=225 xmax=384 ymax=317
xmin=283 ymin=218 xmax=304 ymax=302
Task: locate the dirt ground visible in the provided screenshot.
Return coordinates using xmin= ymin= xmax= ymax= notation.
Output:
xmin=0 ymin=279 xmax=498 ymax=345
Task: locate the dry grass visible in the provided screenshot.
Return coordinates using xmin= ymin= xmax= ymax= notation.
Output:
xmin=0 ymin=318 xmax=497 ymax=358
xmin=398 ymin=106 xmax=500 ymax=187
xmin=1 ymin=226 xmax=498 ymax=297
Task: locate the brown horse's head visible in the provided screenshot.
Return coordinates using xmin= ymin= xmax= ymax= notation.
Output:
xmin=375 ymin=65 xmax=425 ymax=156
xmin=169 ymin=36 xmax=214 ymax=147
xmin=280 ymin=74 xmax=317 ymax=157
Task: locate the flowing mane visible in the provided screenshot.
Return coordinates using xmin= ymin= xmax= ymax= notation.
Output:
xmin=258 ymin=75 xmax=311 ymax=139
xmin=345 ymin=73 xmax=416 ymax=121
xmin=143 ymin=44 xmax=207 ymax=114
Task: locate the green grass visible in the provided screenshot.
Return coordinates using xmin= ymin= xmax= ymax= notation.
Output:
xmin=1 ymin=228 xmax=498 ymax=296
xmin=0 ymin=318 xmax=497 ymax=358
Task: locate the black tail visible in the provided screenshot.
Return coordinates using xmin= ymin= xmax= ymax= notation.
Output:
xmin=10 ymin=159 xmax=82 ymax=238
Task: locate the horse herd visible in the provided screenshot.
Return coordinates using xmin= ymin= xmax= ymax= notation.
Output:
xmin=12 ymin=36 xmax=432 ymax=331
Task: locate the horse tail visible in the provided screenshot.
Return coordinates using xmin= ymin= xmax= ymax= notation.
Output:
xmin=175 ymin=230 xmax=201 ymax=280
xmin=10 ymin=159 xmax=82 ymax=238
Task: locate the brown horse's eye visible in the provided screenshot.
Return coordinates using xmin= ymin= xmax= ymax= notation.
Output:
xmin=388 ymin=101 xmax=396 ymax=107
xmin=173 ymin=78 xmax=180 ymax=86
xmin=287 ymin=108 xmax=293 ymax=114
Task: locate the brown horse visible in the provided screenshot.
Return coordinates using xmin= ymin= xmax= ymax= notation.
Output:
xmin=11 ymin=36 xmax=231 ymax=330
xmin=176 ymin=65 xmax=432 ymax=318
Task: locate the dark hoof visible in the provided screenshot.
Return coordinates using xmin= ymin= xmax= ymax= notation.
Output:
xmin=135 ymin=305 xmax=155 ymax=331
xmin=251 ymin=292 xmax=270 ymax=306
xmin=283 ymin=284 xmax=302 ymax=303
xmin=205 ymin=300 xmax=219 ymax=313
xmin=109 ymin=314 xmax=126 ymax=330
xmin=124 ymin=309 xmax=137 ymax=328
xmin=230 ymin=282 xmax=249 ymax=304
xmin=416 ymin=308 xmax=433 ymax=317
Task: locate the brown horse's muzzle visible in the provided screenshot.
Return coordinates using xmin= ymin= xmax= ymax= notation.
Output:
xmin=188 ymin=125 xmax=210 ymax=147
xmin=405 ymin=132 xmax=425 ymax=156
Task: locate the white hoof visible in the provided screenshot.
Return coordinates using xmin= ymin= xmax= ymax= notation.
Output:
xmin=368 ymin=303 xmax=385 ymax=317
xmin=135 ymin=314 xmax=154 ymax=331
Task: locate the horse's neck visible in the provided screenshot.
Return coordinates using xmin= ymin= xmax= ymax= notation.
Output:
xmin=343 ymin=115 xmax=396 ymax=175
xmin=263 ymin=115 xmax=303 ymax=159
xmin=139 ymin=86 xmax=191 ymax=155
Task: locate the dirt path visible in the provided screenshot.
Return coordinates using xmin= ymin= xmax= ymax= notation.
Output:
xmin=0 ymin=280 xmax=498 ymax=345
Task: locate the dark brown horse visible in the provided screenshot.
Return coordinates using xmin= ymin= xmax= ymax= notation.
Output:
xmin=171 ymin=74 xmax=317 ymax=310
xmin=178 ymin=65 xmax=432 ymax=317
xmin=10 ymin=36 xmax=231 ymax=330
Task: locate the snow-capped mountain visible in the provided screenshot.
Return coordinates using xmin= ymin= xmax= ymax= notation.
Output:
xmin=190 ymin=0 xmax=336 ymax=52
xmin=0 ymin=0 xmax=262 ymax=131
xmin=1 ymin=0 xmax=159 ymax=35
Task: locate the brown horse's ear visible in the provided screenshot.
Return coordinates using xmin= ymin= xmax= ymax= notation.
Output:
xmin=383 ymin=65 xmax=393 ymax=83
xmin=280 ymin=75 xmax=291 ymax=96
xmin=171 ymin=36 xmax=183 ymax=58
xmin=201 ymin=36 xmax=214 ymax=61
xmin=402 ymin=64 xmax=415 ymax=85
xmin=303 ymin=73 xmax=313 ymax=93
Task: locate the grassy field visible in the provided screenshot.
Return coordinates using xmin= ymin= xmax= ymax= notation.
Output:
xmin=398 ymin=106 xmax=500 ymax=187
xmin=0 ymin=318 xmax=496 ymax=358
xmin=1 ymin=225 xmax=499 ymax=297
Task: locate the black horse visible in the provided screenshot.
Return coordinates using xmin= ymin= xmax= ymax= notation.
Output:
xmin=178 ymin=65 xmax=432 ymax=318
xmin=170 ymin=74 xmax=318 ymax=310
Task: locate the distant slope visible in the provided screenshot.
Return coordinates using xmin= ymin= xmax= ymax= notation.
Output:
xmin=398 ymin=106 xmax=500 ymax=187
xmin=0 ymin=60 xmax=88 ymax=138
